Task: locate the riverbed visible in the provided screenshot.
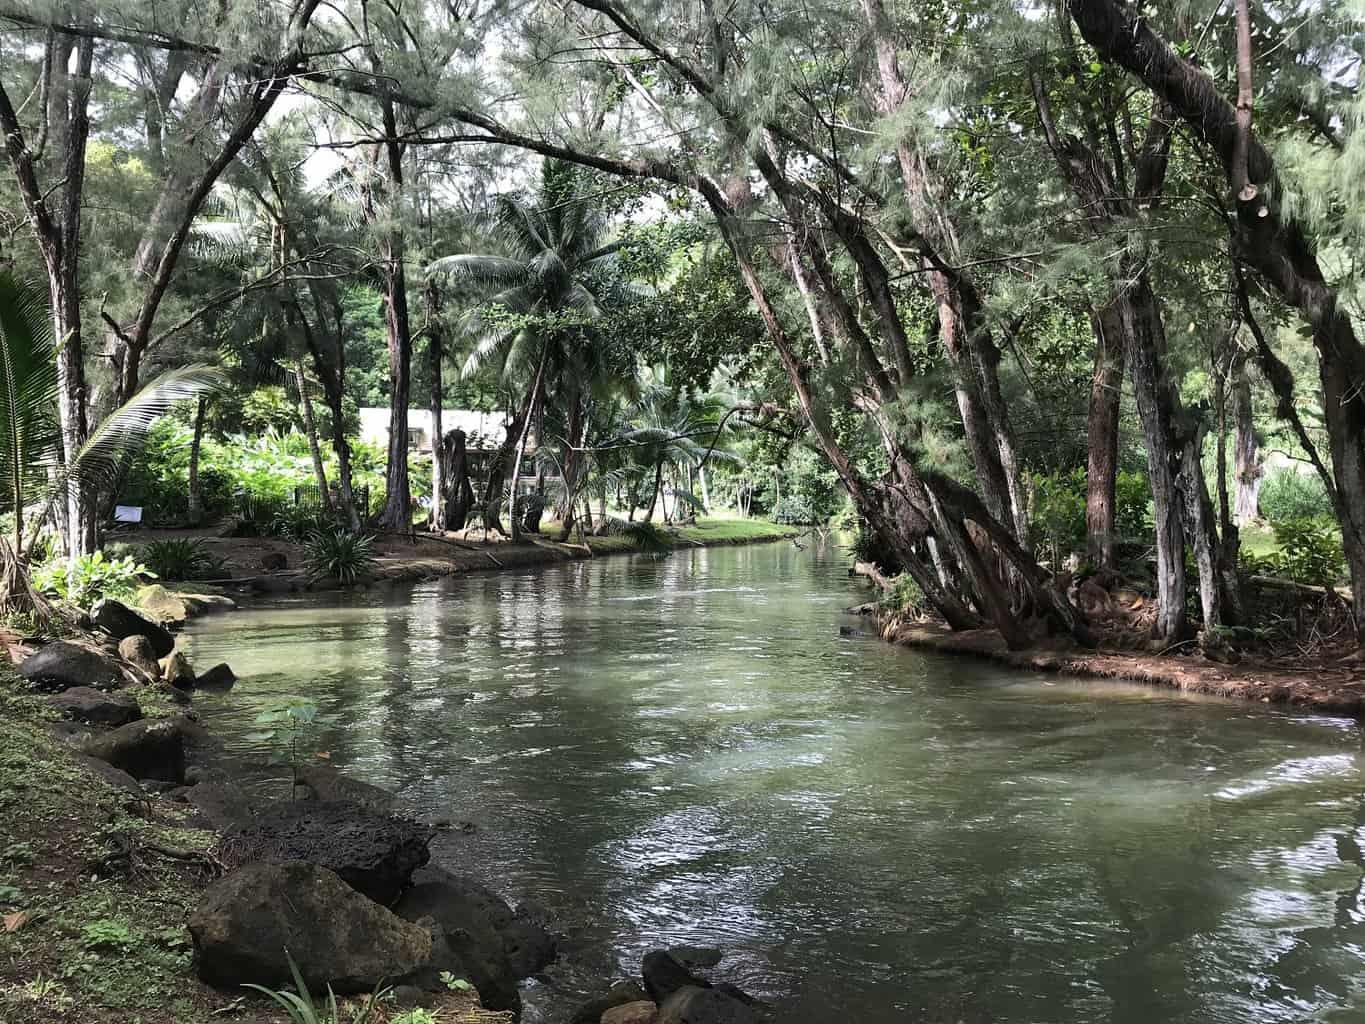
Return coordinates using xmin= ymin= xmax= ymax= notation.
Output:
xmin=185 ymin=541 xmax=1365 ymax=1023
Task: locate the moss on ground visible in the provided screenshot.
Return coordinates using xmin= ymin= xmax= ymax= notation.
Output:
xmin=0 ymin=672 xmax=272 ymax=1024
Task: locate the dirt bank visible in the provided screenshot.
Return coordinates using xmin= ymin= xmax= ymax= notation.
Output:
xmin=879 ymin=619 xmax=1365 ymax=714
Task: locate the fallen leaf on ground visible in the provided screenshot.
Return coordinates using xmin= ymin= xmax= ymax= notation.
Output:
xmin=3 ymin=911 xmax=30 ymax=932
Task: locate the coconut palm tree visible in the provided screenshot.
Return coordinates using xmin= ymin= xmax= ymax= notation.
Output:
xmin=427 ymin=161 xmax=636 ymax=541
xmin=0 ymin=271 xmax=226 ymax=615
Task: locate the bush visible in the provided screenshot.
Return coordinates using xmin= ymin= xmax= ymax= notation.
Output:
xmin=32 ymin=551 xmax=154 ymax=609
xmin=1114 ymin=470 xmax=1153 ymax=540
xmin=1242 ymin=516 xmax=1347 ymax=586
xmin=138 ymin=538 xmax=225 ymax=582
xmin=1259 ymin=468 xmax=1333 ymax=522
xmin=304 ymin=529 xmax=377 ymax=584
xmin=1029 ymin=469 xmax=1086 ymax=568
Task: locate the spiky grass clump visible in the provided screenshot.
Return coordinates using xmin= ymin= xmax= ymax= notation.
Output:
xmin=304 ymin=529 xmax=377 ymax=584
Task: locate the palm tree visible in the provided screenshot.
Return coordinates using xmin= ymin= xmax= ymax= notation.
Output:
xmin=0 ymin=271 xmax=226 ymax=614
xmin=427 ymin=161 xmax=635 ymax=541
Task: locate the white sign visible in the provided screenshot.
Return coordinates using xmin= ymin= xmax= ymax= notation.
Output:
xmin=113 ymin=505 xmax=143 ymax=524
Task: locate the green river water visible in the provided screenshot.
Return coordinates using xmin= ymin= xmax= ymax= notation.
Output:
xmin=184 ymin=540 xmax=1365 ymax=1023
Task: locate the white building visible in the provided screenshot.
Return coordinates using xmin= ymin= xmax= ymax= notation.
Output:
xmin=358 ymin=408 xmax=508 ymax=454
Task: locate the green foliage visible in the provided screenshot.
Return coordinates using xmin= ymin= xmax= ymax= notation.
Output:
xmin=246 ymin=699 xmax=323 ymax=791
xmin=80 ymin=918 xmax=138 ymax=953
xmin=619 ymin=520 xmax=672 ymax=553
xmin=243 ymin=949 xmax=389 ymax=1024
xmin=1114 ymin=471 xmax=1154 ymax=540
xmin=138 ymin=538 xmax=225 ymax=582
xmin=32 ymin=551 xmax=154 ymax=609
xmin=772 ymin=494 xmax=818 ymax=525
xmin=304 ymin=529 xmax=377 ymax=584
xmin=1029 ymin=470 xmax=1086 ymax=568
xmin=1258 ymin=468 xmax=1334 ymax=522
xmin=439 ymin=971 xmax=474 ymax=993
xmin=1242 ymin=517 xmax=1347 ymax=585
xmin=880 ymin=573 xmax=925 ymax=614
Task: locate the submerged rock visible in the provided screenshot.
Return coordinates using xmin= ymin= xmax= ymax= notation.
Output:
xmin=49 ymin=686 xmax=141 ymax=726
xmin=666 ymin=946 xmax=723 ymax=969
xmin=293 ymin=764 xmax=396 ymax=814
xmin=81 ymin=716 xmax=186 ymax=783
xmin=216 ymin=800 xmax=432 ymax=905
xmin=195 ymin=663 xmax=237 ymax=690
xmin=643 ymin=951 xmax=711 ymax=1005
xmin=19 ymin=641 xmax=125 ymax=691
xmin=93 ymin=598 xmax=175 ymax=658
xmin=655 ymin=987 xmax=755 ymax=1024
xmin=189 ymin=860 xmax=431 ymax=993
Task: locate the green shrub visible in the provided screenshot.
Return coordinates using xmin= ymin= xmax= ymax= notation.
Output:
xmin=32 ymin=551 xmax=154 ymax=609
xmin=1029 ymin=469 xmax=1086 ymax=569
xmin=304 ymin=529 xmax=377 ymax=583
xmin=879 ymin=572 xmax=925 ymax=614
xmin=1244 ymin=516 xmax=1347 ymax=585
xmin=1259 ymin=468 xmax=1333 ymax=522
xmin=620 ymin=520 xmax=672 ymax=553
xmin=1114 ymin=470 xmax=1153 ymax=539
xmin=270 ymin=504 xmax=333 ymax=541
xmin=139 ymin=538 xmax=225 ymax=581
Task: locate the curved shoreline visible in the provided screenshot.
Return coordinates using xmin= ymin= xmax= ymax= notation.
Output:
xmin=876 ymin=617 xmax=1365 ymax=715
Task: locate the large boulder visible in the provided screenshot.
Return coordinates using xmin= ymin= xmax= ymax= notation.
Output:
xmin=19 ymin=641 xmax=125 ymax=691
xmin=81 ymin=716 xmax=186 ymax=783
xmin=92 ymin=598 xmax=175 ymax=658
xmin=135 ymin=584 xmax=236 ymax=627
xmin=173 ymin=781 xmax=256 ymax=829
xmin=642 ymin=951 xmax=711 ymax=1005
xmin=49 ymin=686 xmax=141 ymax=726
xmin=189 ymin=860 xmax=432 ymax=994
xmin=72 ymin=753 xmax=143 ymax=804
xmin=195 ymin=663 xmax=237 ymax=690
xmin=655 ymin=988 xmax=755 ymax=1024
xmin=118 ymin=635 xmax=161 ymax=678
xmin=216 ymin=800 xmax=432 ymax=905
xmin=160 ymin=650 xmax=196 ymax=690
xmin=392 ymin=867 xmax=525 ymax=1012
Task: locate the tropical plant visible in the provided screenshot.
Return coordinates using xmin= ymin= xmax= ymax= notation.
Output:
xmin=1259 ymin=468 xmax=1334 ymax=523
xmin=304 ymin=529 xmax=377 ymax=584
xmin=139 ymin=538 xmax=226 ymax=582
xmin=0 ymin=274 xmax=226 ymax=614
xmin=243 ymin=949 xmax=389 ymax=1024
xmin=245 ymin=699 xmax=322 ymax=791
xmin=31 ymin=551 xmax=154 ymax=609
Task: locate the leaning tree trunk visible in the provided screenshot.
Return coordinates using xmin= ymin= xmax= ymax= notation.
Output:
xmin=1232 ymin=359 xmax=1262 ymax=524
xmin=643 ymin=458 xmax=665 ymax=523
xmin=187 ymin=398 xmax=207 ymax=526
xmin=1086 ymin=302 xmax=1125 ymax=567
xmin=427 ymin=285 xmax=445 ymax=533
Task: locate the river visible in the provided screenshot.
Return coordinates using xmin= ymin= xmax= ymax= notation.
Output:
xmin=184 ymin=540 xmax=1365 ymax=1023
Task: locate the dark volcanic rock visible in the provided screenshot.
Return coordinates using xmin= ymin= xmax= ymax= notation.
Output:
xmin=392 ymin=866 xmax=524 ymax=1012
xmin=49 ymin=686 xmax=141 ymax=726
xmin=160 ymin=650 xmax=196 ymax=689
xmin=667 ymin=946 xmax=724 ymax=969
xmin=188 ymin=860 xmax=431 ymax=994
xmin=81 ymin=716 xmax=186 ymax=783
xmin=643 ymin=950 xmax=712 ymax=1005
xmin=568 ymin=980 xmax=650 ymax=1024
xmin=655 ymin=987 xmax=756 ymax=1024
xmin=217 ymin=800 xmax=432 ymax=905
xmin=173 ymin=781 xmax=255 ymax=828
xmin=195 ymin=663 xmax=237 ymax=690
xmin=92 ymin=598 xmax=175 ymax=658
xmin=293 ymin=764 xmax=396 ymax=814
xmin=19 ymin=641 xmax=125 ymax=691
xmin=72 ymin=753 xmax=143 ymax=802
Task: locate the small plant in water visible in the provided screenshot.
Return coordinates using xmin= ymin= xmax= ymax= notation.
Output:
xmin=246 ymin=699 xmax=321 ymax=791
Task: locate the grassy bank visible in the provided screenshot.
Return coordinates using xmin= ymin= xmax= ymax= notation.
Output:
xmin=0 ymin=674 xmax=233 ymax=1024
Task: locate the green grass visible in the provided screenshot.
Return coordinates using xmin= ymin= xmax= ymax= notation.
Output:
xmin=673 ymin=517 xmax=801 ymax=544
xmin=1239 ymin=524 xmax=1279 ymax=559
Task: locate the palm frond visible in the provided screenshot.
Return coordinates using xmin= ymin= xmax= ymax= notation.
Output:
xmin=0 ymin=271 xmax=60 ymax=526
xmin=427 ymin=255 xmax=532 ymax=287
xmin=68 ymin=365 xmax=230 ymax=493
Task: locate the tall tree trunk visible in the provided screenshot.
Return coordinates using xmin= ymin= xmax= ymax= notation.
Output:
xmin=427 ymin=286 xmax=445 ymax=533
xmin=1232 ymin=360 xmax=1262 ymax=524
xmin=187 ymin=398 xmax=207 ymax=526
xmin=643 ymin=457 xmax=665 ymax=523
xmin=506 ymin=351 xmax=547 ymax=543
xmin=369 ymin=101 xmax=414 ymax=531
xmin=298 ymin=297 xmax=359 ymax=531
xmin=556 ymin=394 xmax=586 ymax=542
xmin=1086 ymin=302 xmax=1124 ymax=567
xmin=294 ymin=357 xmax=331 ymax=512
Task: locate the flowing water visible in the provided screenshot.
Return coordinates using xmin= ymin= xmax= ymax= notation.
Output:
xmin=184 ymin=541 xmax=1365 ymax=1024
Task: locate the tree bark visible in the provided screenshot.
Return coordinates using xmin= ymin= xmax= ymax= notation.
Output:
xmin=375 ymin=98 xmax=413 ymax=532
xmin=1232 ymin=359 xmax=1262 ymax=524
xmin=187 ymin=397 xmax=207 ymax=526
xmin=427 ymin=286 xmax=445 ymax=533
xmin=294 ymin=357 xmax=331 ymax=512
xmin=1085 ymin=302 xmax=1124 ymax=567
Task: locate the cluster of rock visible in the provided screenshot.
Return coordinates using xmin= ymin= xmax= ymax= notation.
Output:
xmin=570 ymin=948 xmax=764 ymax=1024
xmin=186 ymin=782 xmax=555 ymax=1015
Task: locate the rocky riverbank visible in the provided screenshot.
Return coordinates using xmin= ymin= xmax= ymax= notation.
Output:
xmin=0 ymin=597 xmax=772 ymax=1024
